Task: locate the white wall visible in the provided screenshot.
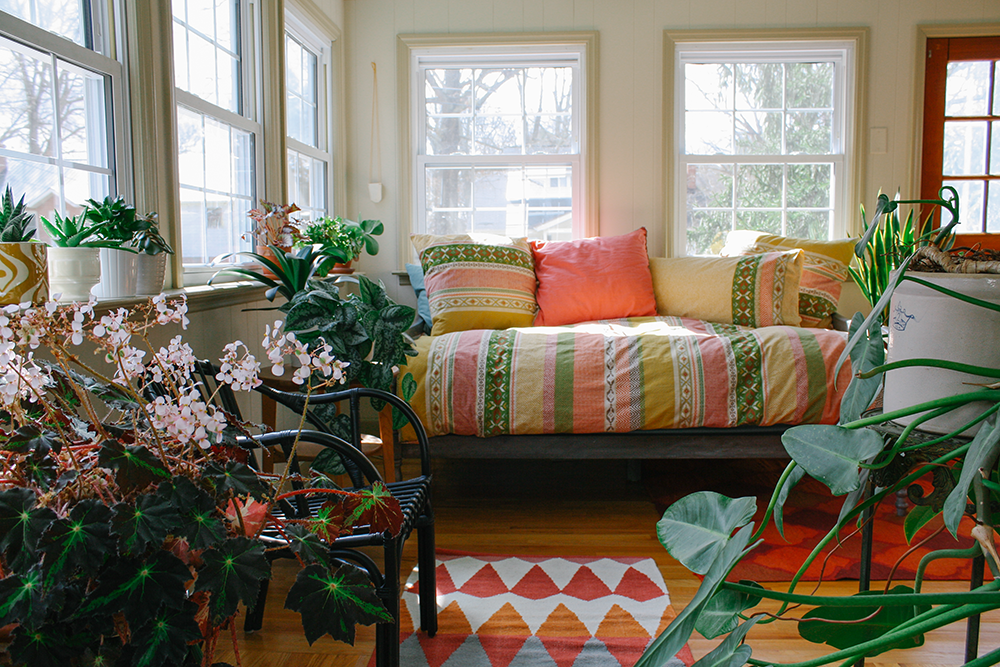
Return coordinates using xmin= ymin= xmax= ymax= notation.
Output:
xmin=336 ymin=0 xmax=1000 ymax=309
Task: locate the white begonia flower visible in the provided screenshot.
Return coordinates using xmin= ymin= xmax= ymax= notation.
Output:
xmin=216 ymin=341 xmax=262 ymax=391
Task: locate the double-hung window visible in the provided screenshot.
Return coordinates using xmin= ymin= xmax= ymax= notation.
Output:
xmin=172 ymin=0 xmax=259 ymax=270
xmin=285 ymin=9 xmax=333 ymax=222
xmin=0 ymin=2 xmax=124 ymax=227
xmin=406 ymin=35 xmax=596 ymax=241
xmin=670 ymin=33 xmax=863 ymax=255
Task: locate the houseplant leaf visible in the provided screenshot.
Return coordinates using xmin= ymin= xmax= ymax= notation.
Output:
xmin=130 ymin=600 xmax=202 ymax=667
xmin=798 ymin=585 xmax=929 ymax=653
xmin=195 ymin=536 xmax=270 ymax=623
xmin=155 ymin=476 xmax=227 ymax=549
xmin=774 ymin=463 xmax=806 ymax=538
xmin=656 ymin=491 xmax=756 ymax=574
xmin=40 ymin=499 xmax=114 ymax=584
xmin=694 ymin=581 xmax=764 ymax=639
xmin=691 ymin=617 xmax=760 ymax=667
xmin=79 ymin=551 xmax=190 ymax=626
xmin=943 ymin=417 xmax=1000 ymax=537
xmin=0 ymin=488 xmax=57 ymax=573
xmin=342 ymin=481 xmax=404 ymax=535
xmin=110 ymin=493 xmax=182 ymax=555
xmin=203 ymin=461 xmax=268 ymax=500
xmin=0 ymin=567 xmax=52 ymax=627
xmin=8 ymin=623 xmax=78 ymax=667
xmin=97 ymin=440 xmax=171 ymax=494
xmin=782 ymin=425 xmax=885 ymax=495
xmin=839 ymin=313 xmax=885 ymax=423
xmin=284 ymin=561 xmax=392 ymax=645
xmin=283 ymin=524 xmax=331 ymax=565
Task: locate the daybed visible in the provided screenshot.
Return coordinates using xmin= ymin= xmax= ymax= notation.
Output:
xmin=399 ymin=228 xmax=857 ymax=462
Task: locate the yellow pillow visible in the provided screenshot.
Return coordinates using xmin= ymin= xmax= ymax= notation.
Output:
xmin=411 ymin=233 xmax=538 ymax=336
xmin=649 ymin=250 xmax=804 ymax=327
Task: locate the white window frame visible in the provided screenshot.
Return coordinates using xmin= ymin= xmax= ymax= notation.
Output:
xmin=0 ymin=7 xmax=129 ymax=218
xmin=398 ymin=32 xmax=598 ymax=262
xmin=665 ymin=29 xmax=868 ymax=257
xmin=284 ymin=4 xmax=335 ymax=221
xmin=173 ymin=0 xmax=264 ymax=278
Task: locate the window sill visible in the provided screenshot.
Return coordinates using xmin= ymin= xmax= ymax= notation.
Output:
xmin=89 ymin=281 xmax=270 ymax=314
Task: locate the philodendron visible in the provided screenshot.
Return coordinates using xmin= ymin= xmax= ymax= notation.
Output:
xmin=637 ymin=189 xmax=1000 ymax=667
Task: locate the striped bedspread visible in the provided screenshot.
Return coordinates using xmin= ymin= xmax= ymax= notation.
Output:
xmin=403 ymin=316 xmax=851 ymax=438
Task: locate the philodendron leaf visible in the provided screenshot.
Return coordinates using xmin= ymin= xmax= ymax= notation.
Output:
xmin=839 ymin=313 xmax=885 ymax=423
xmin=691 ymin=617 xmax=760 ymax=667
xmin=798 ymin=585 xmax=929 ymax=654
xmin=836 ymin=468 xmax=870 ymax=530
xmin=903 ymin=505 xmax=938 ymax=544
xmin=656 ymin=492 xmax=756 ymax=575
xmin=40 ymin=499 xmax=114 ymax=585
xmin=284 ymin=561 xmax=392 ymax=645
xmin=342 ymin=482 xmax=403 ymax=536
xmin=111 ymin=492 xmax=182 ymax=555
xmin=943 ymin=417 xmax=1000 ymax=537
xmin=0 ymin=487 xmax=57 ymax=573
xmin=635 ymin=524 xmax=756 ymax=667
xmin=774 ymin=463 xmax=805 ymax=539
xmin=156 ymin=476 xmax=227 ymax=550
xmin=79 ymin=552 xmax=190 ymax=627
xmin=694 ymin=581 xmax=764 ymax=639
xmin=195 ymin=536 xmax=270 ymax=623
xmin=782 ymin=425 xmax=886 ymax=495
xmin=97 ymin=440 xmax=170 ymax=494
xmin=0 ymin=567 xmax=51 ymax=627
xmin=130 ymin=600 xmax=202 ymax=667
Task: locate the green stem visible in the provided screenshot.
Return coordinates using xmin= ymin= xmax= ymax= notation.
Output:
xmin=961 ymin=643 xmax=1000 ymax=667
xmin=863 ymin=406 xmax=958 ymax=470
xmin=901 ymin=404 xmax=1000 ymax=452
xmin=858 ymin=357 xmax=1000 ymax=380
xmin=914 ymin=546 xmax=982 ymax=594
xmin=903 ymin=275 xmax=1000 ymax=314
xmin=722 ymin=579 xmax=1000 ymax=606
xmin=841 ymin=390 xmax=1000 ymax=430
xmin=750 ymin=460 xmax=799 ymax=543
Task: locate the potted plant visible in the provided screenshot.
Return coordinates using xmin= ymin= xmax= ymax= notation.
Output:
xmin=131 ymin=212 xmax=174 ymax=296
xmin=82 ymin=195 xmax=152 ymax=299
xmin=297 ymin=216 xmax=383 ymax=275
xmin=0 ymin=294 xmax=402 ymax=666
xmin=636 ymin=191 xmax=1000 ymax=667
xmin=208 ymin=243 xmax=324 ymax=303
xmin=40 ymin=208 xmax=120 ymax=302
xmin=245 ymin=201 xmax=302 ymax=278
xmin=0 ymin=185 xmax=48 ymax=305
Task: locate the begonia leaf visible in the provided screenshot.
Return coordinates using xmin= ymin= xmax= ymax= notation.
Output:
xmin=79 ymin=552 xmax=190 ymax=626
xmin=284 ymin=524 xmax=331 ymax=565
xmin=97 ymin=440 xmax=170 ymax=494
xmin=195 ymin=537 xmax=270 ymax=623
xmin=3 ymin=425 xmax=61 ymax=456
xmin=40 ymin=499 xmax=114 ymax=585
xmin=0 ymin=488 xmax=57 ymax=572
xmin=111 ymin=493 xmax=181 ymax=554
xmin=156 ymin=477 xmax=227 ymax=549
xmin=284 ymin=561 xmax=391 ymax=645
xmin=0 ymin=567 xmax=52 ymax=627
xmin=130 ymin=600 xmax=202 ymax=667
xmin=8 ymin=623 xmax=78 ymax=667
xmin=203 ymin=461 xmax=267 ymax=500
xmin=342 ymin=482 xmax=403 ymax=536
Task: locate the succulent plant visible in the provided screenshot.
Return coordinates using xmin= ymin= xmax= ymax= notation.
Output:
xmin=0 ymin=185 xmax=36 ymax=243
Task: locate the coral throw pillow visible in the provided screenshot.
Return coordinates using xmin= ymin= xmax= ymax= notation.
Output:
xmin=649 ymin=250 xmax=804 ymax=327
xmin=722 ymin=232 xmax=855 ymax=328
xmin=412 ymin=233 xmax=538 ymax=336
xmin=531 ymin=228 xmax=658 ymax=326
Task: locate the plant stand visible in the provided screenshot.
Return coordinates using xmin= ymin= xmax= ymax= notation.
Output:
xmin=856 ymin=420 xmax=984 ymax=667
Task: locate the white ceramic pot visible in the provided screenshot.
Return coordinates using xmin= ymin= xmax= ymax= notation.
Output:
xmin=93 ymin=248 xmax=138 ymax=299
xmin=47 ymin=247 xmax=101 ymax=302
xmin=883 ymin=271 xmax=1000 ymax=435
xmin=0 ymin=242 xmax=48 ymax=305
xmin=135 ymin=252 xmax=167 ymax=296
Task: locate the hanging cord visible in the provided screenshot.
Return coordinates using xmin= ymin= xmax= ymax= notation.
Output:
xmin=369 ymin=62 xmax=381 ymax=185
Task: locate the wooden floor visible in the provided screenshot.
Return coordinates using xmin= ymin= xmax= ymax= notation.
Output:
xmin=215 ymin=458 xmax=998 ymax=667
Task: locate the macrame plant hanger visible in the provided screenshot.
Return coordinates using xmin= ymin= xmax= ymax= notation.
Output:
xmin=368 ymin=62 xmax=382 ymax=203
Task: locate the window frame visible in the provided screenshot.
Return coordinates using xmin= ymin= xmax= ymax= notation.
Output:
xmin=0 ymin=7 xmax=130 ymax=219
xmin=397 ymin=32 xmax=598 ymax=264
xmin=664 ymin=28 xmax=868 ymax=257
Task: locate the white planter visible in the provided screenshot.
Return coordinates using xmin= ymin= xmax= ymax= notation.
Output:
xmin=0 ymin=242 xmax=48 ymax=305
xmin=135 ymin=253 xmax=167 ymax=296
xmin=93 ymin=248 xmax=138 ymax=299
xmin=47 ymin=247 xmax=101 ymax=302
xmin=883 ymin=271 xmax=1000 ymax=435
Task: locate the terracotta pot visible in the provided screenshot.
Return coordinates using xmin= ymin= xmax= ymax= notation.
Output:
xmin=0 ymin=242 xmax=48 ymax=305
xmin=328 ymin=260 xmax=354 ymax=274
xmin=258 ymin=245 xmax=291 ymax=279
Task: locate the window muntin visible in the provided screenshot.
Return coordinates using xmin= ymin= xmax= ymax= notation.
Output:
xmin=677 ymin=43 xmax=853 ymax=255
xmin=414 ymin=48 xmax=583 ymax=240
xmin=172 ymin=0 xmax=258 ymax=268
xmin=0 ymin=8 xmax=120 ymax=230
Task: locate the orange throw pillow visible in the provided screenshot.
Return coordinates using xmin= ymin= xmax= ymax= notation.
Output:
xmin=531 ymin=228 xmax=658 ymax=326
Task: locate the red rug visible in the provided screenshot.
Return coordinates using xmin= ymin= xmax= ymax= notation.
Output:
xmin=644 ymin=459 xmax=977 ymax=582
xmin=397 ymin=550 xmax=695 ymax=667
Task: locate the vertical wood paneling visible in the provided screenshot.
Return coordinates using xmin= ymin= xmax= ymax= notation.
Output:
xmin=763 ymin=0 xmax=787 ymax=26
xmin=492 ymin=0 xmax=523 ymax=32
xmin=784 ymin=0 xmax=818 ymax=26
xmin=689 ymin=0 xmax=736 ymax=28
xmin=734 ymin=0 xmax=770 ymax=29
xmin=543 ymin=0 xmax=575 ymax=31
xmin=523 ymin=0 xmax=544 ymax=31
xmin=412 ymin=0 xmax=449 ymax=32
xmin=394 ymin=0 xmax=415 ymax=33
xmin=573 ymin=0 xmax=595 ymax=29
xmin=632 ymin=0 xmax=659 ymax=244
xmin=449 ymin=0 xmax=492 ymax=32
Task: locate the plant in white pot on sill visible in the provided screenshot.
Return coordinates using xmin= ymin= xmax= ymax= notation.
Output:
xmin=0 ymin=185 xmax=48 ymax=305
xmin=40 ymin=209 xmax=118 ymax=303
xmin=81 ymin=195 xmax=151 ymax=299
xmin=131 ymin=212 xmax=173 ymax=295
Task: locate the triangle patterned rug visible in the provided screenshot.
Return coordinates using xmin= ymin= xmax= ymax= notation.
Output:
xmin=397 ymin=551 xmax=694 ymax=667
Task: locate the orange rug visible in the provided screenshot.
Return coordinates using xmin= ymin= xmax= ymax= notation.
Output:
xmin=397 ymin=550 xmax=695 ymax=667
xmin=644 ymin=459 xmax=976 ymax=582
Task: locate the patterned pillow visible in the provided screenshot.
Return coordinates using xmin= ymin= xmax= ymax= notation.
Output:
xmin=649 ymin=250 xmax=804 ymax=327
xmin=744 ymin=240 xmax=850 ymax=328
xmin=411 ymin=233 xmax=538 ymax=335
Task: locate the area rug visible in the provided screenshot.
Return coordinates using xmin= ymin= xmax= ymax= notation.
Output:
xmin=397 ymin=551 xmax=695 ymax=667
xmin=644 ymin=459 xmax=976 ymax=582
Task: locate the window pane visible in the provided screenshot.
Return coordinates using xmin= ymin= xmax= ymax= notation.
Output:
xmin=524 ymin=67 xmax=572 ymax=115
xmin=474 ymin=114 xmax=520 ymax=154
xmin=786 ymin=111 xmax=833 ymax=154
xmin=685 ymin=63 xmax=733 ymax=110
xmin=285 ymin=34 xmax=317 ymax=147
xmin=286 ymin=148 xmax=326 ymax=219
xmin=734 ymin=111 xmax=781 ymax=154
xmin=786 ymin=211 xmax=830 ymax=239
xmin=426 ymin=167 xmax=472 ymax=210
xmin=735 ymin=63 xmax=783 ymax=110
xmin=686 ymin=111 xmax=733 ymax=154
xmin=58 ymin=59 xmax=109 ymax=168
xmin=526 ymin=114 xmax=573 ymax=154
xmin=426 ymin=115 xmax=471 ymax=155
xmin=686 ymin=164 xmax=733 ymax=209
xmin=943 ymin=120 xmax=987 ymax=175
xmin=475 ymin=68 xmax=520 ymax=114
xmin=426 ymin=68 xmax=473 ymax=114
xmin=945 ymin=61 xmax=991 ymax=117
xmin=0 ymin=0 xmax=86 ymax=47
xmin=735 ymin=210 xmax=782 ymax=235
xmin=686 ymin=210 xmax=732 ymax=255
xmin=991 ymin=120 xmax=1000 ymax=175
xmin=427 ymin=211 xmax=470 ymax=236
xmin=524 ymin=166 xmax=572 ymax=239
xmin=786 ymin=62 xmax=834 ymax=109
xmin=787 ymin=164 xmax=832 ymax=208
xmin=736 ymin=164 xmax=783 ymax=208
xmin=173 ymin=0 xmax=240 ymax=114
xmin=988 ymin=182 xmax=1000 ymax=232
xmin=943 ymin=179 xmax=984 ymax=233
xmin=0 ymin=40 xmax=55 ymax=157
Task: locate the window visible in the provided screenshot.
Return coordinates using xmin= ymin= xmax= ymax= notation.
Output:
xmin=404 ymin=34 xmax=597 ymax=242
xmin=0 ymin=3 xmax=123 ymax=229
xmin=920 ymin=36 xmax=1000 ymax=234
xmin=285 ymin=9 xmax=332 ymax=222
xmin=669 ymin=33 xmax=864 ymax=256
xmin=172 ymin=0 xmax=259 ymax=269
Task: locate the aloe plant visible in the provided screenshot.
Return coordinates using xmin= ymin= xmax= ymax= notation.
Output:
xmin=208 ymin=244 xmax=322 ymax=302
xmin=0 ymin=186 xmax=36 ymax=243
xmin=40 ymin=210 xmax=122 ymax=249
xmin=638 ymin=190 xmax=1000 ymax=667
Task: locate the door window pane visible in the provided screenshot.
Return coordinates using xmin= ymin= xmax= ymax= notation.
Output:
xmin=945 ymin=61 xmax=991 ymax=117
